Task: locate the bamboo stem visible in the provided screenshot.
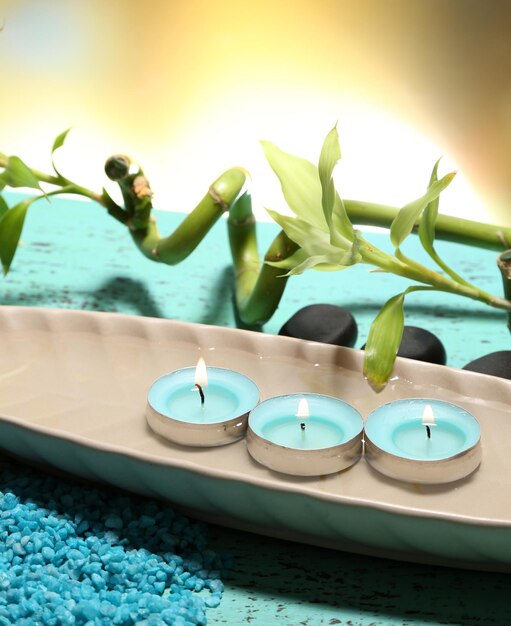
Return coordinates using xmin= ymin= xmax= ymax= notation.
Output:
xmin=497 ymin=251 xmax=511 ymax=329
xmin=3 ymin=152 xmax=511 ymax=327
xmin=344 ymin=200 xmax=511 ymax=251
xmin=153 ymin=168 xmax=248 ymax=264
xmin=228 ymin=193 xmax=299 ymax=325
xmin=0 ymin=155 xmax=62 ymax=186
xmin=4 ymin=147 xmax=509 ymax=252
xmin=360 ymin=238 xmax=511 ymax=311
xmin=228 ymin=192 xmax=261 ymax=307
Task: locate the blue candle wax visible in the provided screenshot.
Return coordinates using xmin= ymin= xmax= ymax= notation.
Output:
xmin=149 ymin=366 xmax=259 ymax=424
xmin=250 ymin=394 xmax=362 ymax=450
xmin=164 ymin=383 xmax=239 ymax=423
xmin=259 ymin=415 xmax=345 ymax=449
xmin=365 ymin=398 xmax=480 ymax=461
xmin=392 ymin=420 xmax=467 ymax=460
xmin=146 ymin=365 xmax=259 ymax=447
xmin=247 ymin=394 xmax=364 ymax=476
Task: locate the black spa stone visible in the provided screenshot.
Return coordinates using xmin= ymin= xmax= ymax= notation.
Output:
xmin=396 ymin=326 xmax=447 ymax=365
xmin=463 ymin=351 xmax=511 ymax=380
xmin=361 ymin=325 xmax=447 ymax=365
xmin=278 ymin=304 xmax=358 ymax=347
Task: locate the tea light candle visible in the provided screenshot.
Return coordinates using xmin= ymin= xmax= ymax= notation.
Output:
xmin=364 ymin=398 xmax=482 ymax=484
xmin=246 ymin=393 xmax=364 ymax=476
xmin=146 ymin=358 xmax=260 ymax=447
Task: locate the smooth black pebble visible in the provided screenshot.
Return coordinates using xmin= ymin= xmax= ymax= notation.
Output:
xmin=463 ymin=351 xmax=511 ymax=380
xmin=278 ymin=304 xmax=358 ymax=347
xmin=397 ymin=326 xmax=446 ymax=365
xmin=361 ymin=325 xmax=447 ymax=365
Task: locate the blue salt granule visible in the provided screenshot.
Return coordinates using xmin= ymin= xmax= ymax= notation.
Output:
xmin=0 ymin=459 xmax=227 ymax=625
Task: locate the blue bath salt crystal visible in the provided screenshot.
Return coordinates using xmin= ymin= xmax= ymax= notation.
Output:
xmin=0 ymin=459 xmax=226 ymax=624
xmin=41 ymin=546 xmax=55 ymax=561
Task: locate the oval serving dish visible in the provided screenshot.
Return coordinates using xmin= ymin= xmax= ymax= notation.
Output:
xmin=1 ymin=306 xmax=511 ymax=571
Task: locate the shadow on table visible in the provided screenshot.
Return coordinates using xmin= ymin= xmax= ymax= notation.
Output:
xmin=86 ymin=276 xmax=165 ymax=318
xmin=1 ymin=276 xmax=165 ymax=320
xmin=196 ymin=266 xmax=262 ymax=331
xmin=208 ymin=525 xmax=509 ymax=626
xmin=1 ymin=267 xmax=251 ymax=329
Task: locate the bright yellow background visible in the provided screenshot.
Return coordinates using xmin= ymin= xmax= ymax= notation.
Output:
xmin=1 ymin=0 xmax=511 ymax=224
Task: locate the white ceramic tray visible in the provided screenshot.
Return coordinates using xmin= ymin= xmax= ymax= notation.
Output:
xmin=1 ymin=306 xmax=510 ymax=572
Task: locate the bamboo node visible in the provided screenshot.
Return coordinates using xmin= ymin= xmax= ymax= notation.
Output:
xmin=497 ymin=231 xmax=511 ymax=249
xmin=228 ymin=215 xmax=256 ymax=227
xmin=208 ymin=185 xmax=228 ymax=210
xmin=235 ymin=266 xmax=259 ymax=278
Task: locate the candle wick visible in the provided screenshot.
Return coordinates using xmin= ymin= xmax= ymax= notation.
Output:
xmin=426 ymin=425 xmax=431 ymax=439
xmin=195 ymin=383 xmax=205 ymax=405
xmin=300 ymin=422 xmax=306 ymax=431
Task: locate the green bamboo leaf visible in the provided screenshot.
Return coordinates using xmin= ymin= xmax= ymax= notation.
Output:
xmin=318 ymin=125 xmax=340 ymax=231
xmin=0 ymin=156 xmax=43 ymax=191
xmin=318 ymin=125 xmax=354 ymax=246
xmin=0 ymin=198 xmax=34 ymax=274
xmin=266 ymin=248 xmax=310 ymax=270
xmin=417 ymin=161 xmax=472 ymax=288
xmin=267 ymin=231 xmax=361 ymax=275
xmin=418 ymin=159 xmax=440 ymax=254
xmin=261 ymin=140 xmax=326 ymax=229
xmin=266 ymin=209 xmax=340 ymax=257
xmin=341 ymin=229 xmax=362 ymax=266
xmin=363 ymin=292 xmax=405 ymax=391
xmin=282 ymin=254 xmax=343 ymax=276
xmin=268 ymin=249 xmax=352 ymax=273
xmin=331 ymin=192 xmax=354 ymax=243
xmin=363 ymin=286 xmax=436 ymax=390
xmin=51 ymin=128 xmax=71 ymax=155
xmin=0 ymin=195 xmax=8 ymax=219
xmin=269 ymin=252 xmax=349 ymax=276
xmin=390 ymin=171 xmax=455 ymax=249
xmin=51 ymin=128 xmax=72 ymax=180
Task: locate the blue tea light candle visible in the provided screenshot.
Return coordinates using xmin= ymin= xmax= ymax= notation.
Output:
xmin=246 ymin=393 xmax=364 ymax=476
xmin=146 ymin=358 xmax=260 ymax=447
xmin=364 ymin=398 xmax=482 ymax=484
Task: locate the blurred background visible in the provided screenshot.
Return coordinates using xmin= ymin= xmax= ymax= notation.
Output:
xmin=1 ymin=0 xmax=510 ymax=224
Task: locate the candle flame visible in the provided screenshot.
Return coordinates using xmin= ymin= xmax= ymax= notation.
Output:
xmin=296 ymin=398 xmax=309 ymax=420
xmin=421 ymin=404 xmax=436 ymax=427
xmin=194 ymin=357 xmax=208 ymax=389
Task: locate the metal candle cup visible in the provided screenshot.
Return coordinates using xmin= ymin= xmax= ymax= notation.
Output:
xmin=146 ymin=361 xmax=260 ymax=447
xmin=246 ymin=393 xmax=364 ymax=476
xmin=364 ymin=398 xmax=482 ymax=484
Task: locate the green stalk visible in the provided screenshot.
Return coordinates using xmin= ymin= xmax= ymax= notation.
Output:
xmin=497 ymin=251 xmax=511 ymax=329
xmin=345 ymin=199 xmax=511 ymax=251
xmin=359 ymin=237 xmax=511 ymax=311
xmin=228 ymin=192 xmax=299 ymax=325
xmin=152 ymin=168 xmax=248 ymax=264
xmin=227 ymin=192 xmax=261 ymax=307
xmin=0 ymin=153 xmax=127 ymax=224
xmin=5 ymin=146 xmax=508 ymax=252
xmin=3 ymin=151 xmax=511 ymax=329
xmin=102 ymin=158 xmax=300 ymax=325
xmin=0 ymin=154 xmax=62 ymax=187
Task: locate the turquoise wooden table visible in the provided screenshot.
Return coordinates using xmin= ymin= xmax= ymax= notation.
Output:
xmin=2 ymin=194 xmax=511 ymax=624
